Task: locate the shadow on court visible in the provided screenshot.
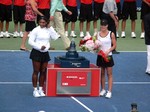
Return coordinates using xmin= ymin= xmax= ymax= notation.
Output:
xmin=0 ymin=51 xmax=150 ymax=112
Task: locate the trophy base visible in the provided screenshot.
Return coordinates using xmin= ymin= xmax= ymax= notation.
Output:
xmin=54 ymin=56 xmax=90 ymax=68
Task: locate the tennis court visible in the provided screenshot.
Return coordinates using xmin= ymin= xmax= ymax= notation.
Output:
xmin=0 ymin=51 xmax=150 ymax=112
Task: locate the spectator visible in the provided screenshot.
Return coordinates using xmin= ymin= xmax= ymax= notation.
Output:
xmin=121 ymin=0 xmax=137 ymax=38
xmin=79 ymin=0 xmax=93 ymax=38
xmin=13 ymin=0 xmax=25 ymax=38
xmin=0 ymin=0 xmax=12 ymax=38
xmin=0 ymin=1 xmax=2 ymax=38
xmin=20 ymin=0 xmax=43 ymax=51
xmin=37 ymin=0 xmax=50 ymax=22
xmin=93 ymin=0 xmax=104 ymax=37
xmin=115 ymin=0 xmax=122 ymax=38
xmin=102 ymin=0 xmax=118 ymax=53
xmin=140 ymin=0 xmax=150 ymax=39
xmin=102 ymin=0 xmax=118 ymax=38
xmin=63 ymin=0 xmax=78 ymax=38
xmin=28 ymin=16 xmax=59 ymax=97
xmin=50 ymin=0 xmax=72 ymax=50
xmin=144 ymin=13 xmax=150 ymax=76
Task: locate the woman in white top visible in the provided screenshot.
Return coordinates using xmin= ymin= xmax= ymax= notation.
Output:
xmin=96 ymin=19 xmax=116 ymax=98
xmin=28 ymin=16 xmax=59 ymax=97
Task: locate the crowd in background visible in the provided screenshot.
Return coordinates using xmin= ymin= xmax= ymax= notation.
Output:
xmin=0 ymin=0 xmax=150 ymax=39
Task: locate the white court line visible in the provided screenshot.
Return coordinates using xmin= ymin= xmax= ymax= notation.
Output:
xmin=0 ymin=81 xmax=150 ymax=85
xmin=0 ymin=82 xmax=32 ymax=84
xmin=71 ymin=96 xmax=93 ymax=112
xmin=110 ymin=82 xmax=150 ymax=84
xmin=0 ymin=50 xmax=68 ymax=52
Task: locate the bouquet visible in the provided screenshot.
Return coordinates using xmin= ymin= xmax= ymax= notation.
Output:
xmin=79 ymin=36 xmax=101 ymax=53
xmin=79 ymin=36 xmax=110 ymax=62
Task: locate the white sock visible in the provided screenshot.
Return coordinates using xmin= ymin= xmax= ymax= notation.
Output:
xmin=122 ymin=31 xmax=125 ymax=34
xmin=71 ymin=31 xmax=74 ymax=33
xmin=34 ymin=87 xmax=38 ymax=91
xmin=131 ymin=32 xmax=135 ymax=34
xmin=39 ymin=87 xmax=43 ymax=91
xmin=107 ymin=90 xmax=111 ymax=93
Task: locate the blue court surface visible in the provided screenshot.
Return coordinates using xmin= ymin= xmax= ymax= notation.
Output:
xmin=0 ymin=51 xmax=150 ymax=112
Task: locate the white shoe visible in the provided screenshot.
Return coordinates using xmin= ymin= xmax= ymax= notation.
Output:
xmin=131 ymin=32 xmax=136 ymax=38
xmin=57 ymin=33 xmax=61 ymax=38
xmin=105 ymin=91 xmax=112 ymax=98
xmin=65 ymin=31 xmax=68 ymax=37
xmin=1 ymin=31 xmax=5 ymax=36
xmin=116 ymin=32 xmax=119 ymax=38
xmin=93 ymin=32 xmax=97 ymax=37
xmin=80 ymin=32 xmax=84 ymax=38
xmin=0 ymin=32 xmax=4 ymax=38
xmin=140 ymin=32 xmax=144 ymax=39
xmin=13 ymin=31 xmax=19 ymax=38
xmin=33 ymin=90 xmax=40 ymax=98
xmin=70 ymin=31 xmax=77 ymax=38
xmin=100 ymin=89 xmax=106 ymax=96
xmin=38 ymin=90 xmax=45 ymax=97
xmin=4 ymin=31 xmax=10 ymax=38
xmin=86 ymin=32 xmax=91 ymax=37
xmin=20 ymin=31 xmax=24 ymax=37
xmin=121 ymin=32 xmax=125 ymax=38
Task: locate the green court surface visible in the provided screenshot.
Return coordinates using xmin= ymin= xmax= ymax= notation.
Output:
xmin=0 ymin=12 xmax=146 ymax=51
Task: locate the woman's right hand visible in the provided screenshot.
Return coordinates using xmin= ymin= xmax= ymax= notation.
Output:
xmin=50 ymin=16 xmax=54 ymax=21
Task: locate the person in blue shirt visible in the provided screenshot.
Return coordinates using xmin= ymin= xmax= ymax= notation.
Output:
xmin=50 ymin=0 xmax=72 ymax=50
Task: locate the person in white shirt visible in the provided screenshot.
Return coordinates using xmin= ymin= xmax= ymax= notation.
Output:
xmin=144 ymin=13 xmax=150 ymax=76
xmin=102 ymin=0 xmax=118 ymax=37
xmin=96 ymin=19 xmax=116 ymax=98
xmin=102 ymin=0 xmax=119 ymax=54
xmin=28 ymin=16 xmax=59 ymax=97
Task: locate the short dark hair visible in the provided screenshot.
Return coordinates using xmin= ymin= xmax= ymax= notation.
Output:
xmin=38 ymin=16 xmax=49 ymax=23
xmin=101 ymin=19 xmax=108 ymax=26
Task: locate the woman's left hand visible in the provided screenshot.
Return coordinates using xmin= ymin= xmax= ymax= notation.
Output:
xmin=41 ymin=46 xmax=46 ymax=50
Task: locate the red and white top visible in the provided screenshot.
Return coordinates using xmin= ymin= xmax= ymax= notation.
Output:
xmin=25 ymin=0 xmax=37 ymax=21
